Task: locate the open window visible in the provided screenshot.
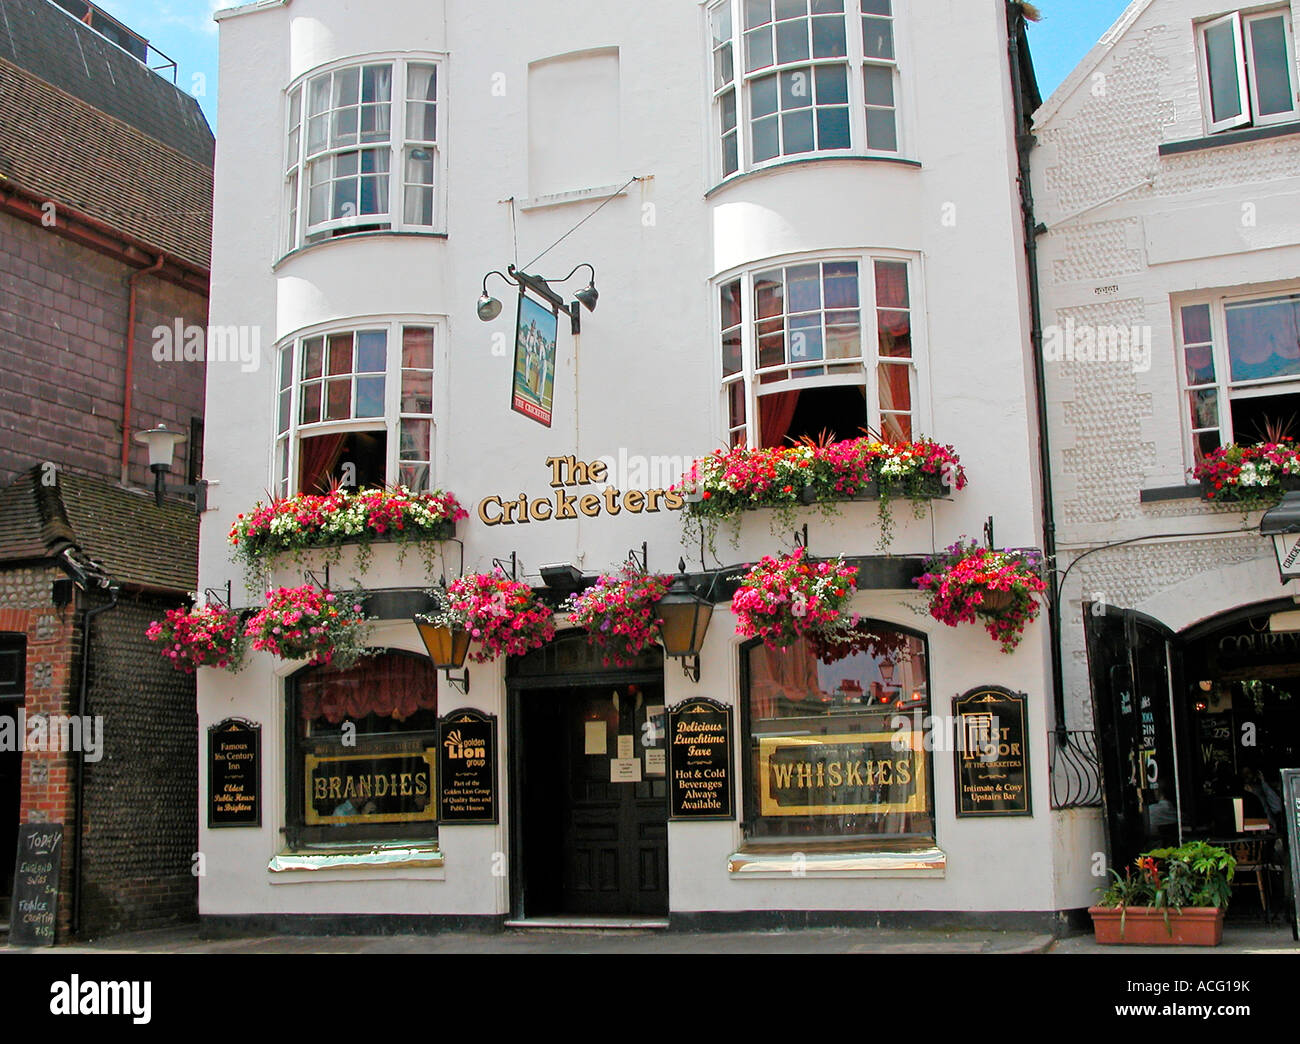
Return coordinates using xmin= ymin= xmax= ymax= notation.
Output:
xmin=1199 ymin=9 xmax=1297 ymax=134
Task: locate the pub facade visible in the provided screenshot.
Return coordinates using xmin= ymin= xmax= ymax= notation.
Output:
xmin=196 ymin=0 xmax=1096 ymax=932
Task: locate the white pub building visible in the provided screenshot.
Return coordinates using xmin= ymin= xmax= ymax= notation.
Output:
xmin=196 ymin=0 xmax=1100 ymax=933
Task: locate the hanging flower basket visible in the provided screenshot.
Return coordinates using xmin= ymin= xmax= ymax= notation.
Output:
xmin=732 ymin=546 xmax=859 ymax=649
xmin=913 ymin=540 xmax=1046 ymax=654
xmin=564 ymin=566 xmax=673 ymax=667
xmin=675 ymin=436 xmax=965 ymax=552
xmin=146 ymin=602 xmax=247 ymax=674
xmin=446 ymin=571 xmax=556 ymax=663
xmin=243 ymin=584 xmax=373 ymax=668
xmin=228 ymin=485 xmax=467 ymax=580
xmin=1192 ymin=440 xmax=1300 ymax=509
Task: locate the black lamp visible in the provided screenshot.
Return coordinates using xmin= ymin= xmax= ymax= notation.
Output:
xmin=133 ymin=424 xmax=201 ymax=508
xmin=1260 ymin=491 xmax=1300 ymax=582
xmin=657 ymin=559 xmax=714 ymax=683
xmin=414 ymin=615 xmax=471 ymax=694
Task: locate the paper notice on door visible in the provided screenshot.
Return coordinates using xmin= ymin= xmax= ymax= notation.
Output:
xmin=610 ymin=758 xmax=642 ymax=783
xmin=644 ymin=749 xmax=666 ymax=776
xmin=584 ymin=721 xmax=606 ymax=755
xmin=617 ymin=734 xmax=634 ymax=759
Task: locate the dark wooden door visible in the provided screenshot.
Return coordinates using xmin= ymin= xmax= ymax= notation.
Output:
xmin=558 ymin=684 xmax=668 ymax=917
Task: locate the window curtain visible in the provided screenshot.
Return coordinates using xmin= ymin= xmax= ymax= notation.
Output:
xmin=749 ymin=643 xmax=822 ymax=721
xmin=759 ymin=390 xmax=800 ymax=447
xmin=298 ymin=432 xmax=348 ymax=493
xmin=299 ymin=655 xmax=438 ymax=723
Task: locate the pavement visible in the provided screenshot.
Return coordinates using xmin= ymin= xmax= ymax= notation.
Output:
xmin=4 ymin=922 xmax=1298 ymax=954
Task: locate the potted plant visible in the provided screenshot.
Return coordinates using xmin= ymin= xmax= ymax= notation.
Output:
xmin=913 ymin=540 xmax=1046 ymax=653
xmin=243 ymin=584 xmax=373 ymax=669
xmin=1192 ymin=438 xmax=1300 ymax=509
xmin=228 ymin=484 xmax=467 ymax=581
xmin=446 ymin=570 xmax=556 ymax=662
xmin=1089 ymin=841 xmax=1236 ymax=946
xmin=563 ymin=566 xmax=673 ymax=667
xmin=731 ymin=546 xmax=859 ymax=649
xmin=146 ymin=602 xmax=247 ymax=674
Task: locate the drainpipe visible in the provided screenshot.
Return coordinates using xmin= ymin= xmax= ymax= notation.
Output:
xmin=70 ymin=584 xmax=119 ymax=938
xmin=1005 ymin=5 xmax=1067 ymax=744
xmin=121 ymin=256 xmax=166 ymax=485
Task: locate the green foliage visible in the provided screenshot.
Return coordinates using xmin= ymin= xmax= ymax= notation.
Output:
xmin=1098 ymin=841 xmax=1236 ymax=915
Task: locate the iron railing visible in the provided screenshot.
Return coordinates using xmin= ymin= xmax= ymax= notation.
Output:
xmin=1050 ymin=729 xmax=1103 ymax=809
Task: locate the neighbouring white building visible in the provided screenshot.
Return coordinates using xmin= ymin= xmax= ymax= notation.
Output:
xmin=196 ymin=0 xmax=1099 ymax=934
xmin=1033 ymin=0 xmax=1300 ymax=883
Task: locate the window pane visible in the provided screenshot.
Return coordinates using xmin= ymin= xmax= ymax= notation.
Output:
xmin=723 ymin=330 xmax=743 ymax=376
xmin=278 ymin=390 xmax=291 ymax=435
xmin=332 ymin=106 xmax=359 ymax=147
xmin=402 ymin=370 xmax=434 ymax=413
xmin=787 ymin=264 xmax=822 ymax=313
xmin=712 ymin=2 xmax=733 ymax=45
xmin=815 ymin=64 xmax=848 ymax=104
xmin=812 ymin=0 xmax=843 ymax=11
xmin=881 ymin=411 xmax=911 ymax=442
xmin=1249 ymin=16 xmax=1294 ymax=116
xmin=866 ymin=107 xmax=898 ymax=151
xmin=302 ymin=337 xmax=324 ymax=380
xmin=729 ymin=381 xmax=747 ymax=427
xmin=326 ymin=378 xmax=352 ymax=421
xmin=402 ymin=327 xmax=435 ymax=369
xmin=861 ymin=0 xmax=890 ymax=13
xmin=826 ymin=323 xmax=861 ymax=359
xmin=399 ymin=463 xmax=431 ymax=491
xmin=724 ymin=132 xmax=740 ymax=176
xmin=721 ymin=89 xmax=738 ymax=133
xmin=864 ymin=63 xmax=895 ymax=106
xmin=307 ymin=75 xmax=330 ymax=116
xmin=745 ymin=0 xmax=772 ymax=31
xmin=362 ymin=64 xmax=391 ymax=104
xmin=878 ymin=361 xmax=911 ymax=412
xmin=752 ymin=73 xmax=779 ymax=117
xmin=715 ymin=42 xmax=735 ymax=91
xmin=279 ymin=344 xmax=294 ymax=389
xmin=1225 ymin=295 xmax=1300 ymax=381
xmin=333 ymin=67 xmax=360 ymax=107
xmin=780 ymin=67 xmax=814 ymax=110
xmin=874 ymin=260 xmax=909 ymax=308
xmin=782 ymin=109 xmax=815 ymax=153
xmin=400 ymin=419 xmax=432 ymax=461
xmin=746 ymin=27 xmax=775 ymax=72
xmin=1205 ymin=20 xmax=1244 ymax=123
xmin=755 ymin=272 xmax=785 ymax=318
xmin=816 ymin=106 xmax=850 ymax=149
xmin=359 ymin=102 xmax=391 ymax=143
xmin=357 ymin=330 xmax=387 ymax=372
xmin=1190 ymin=388 xmax=1219 ymax=430
xmin=789 ymin=319 xmax=824 ymax=364
xmin=775 ymin=18 xmax=811 ymax=64
xmin=862 ymin=15 xmax=894 ymax=60
xmin=776 ymin=0 xmax=806 ymax=19
xmin=1185 ymin=346 xmax=1216 ymax=386
xmin=404 ymin=183 xmax=434 ymax=227
xmin=824 ymin=262 xmax=860 ymax=307
xmin=1195 ymin=430 xmax=1222 ymax=462
xmin=356 ymin=376 xmax=385 ymax=418
xmin=811 ymin=15 xmax=846 ymax=57
xmin=878 ymin=309 xmax=911 ymax=357
xmin=1181 ymin=303 xmax=1212 ymax=345
xmin=300 ymin=382 xmax=321 ymax=424
xmin=758 ymin=323 xmax=786 ymax=368
xmin=328 ymin=334 xmax=354 ymax=375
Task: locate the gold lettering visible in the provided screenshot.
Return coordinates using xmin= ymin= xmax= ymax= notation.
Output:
xmin=313 ymin=778 xmax=327 ymax=800
xmin=515 ymin=493 xmax=530 ymax=523
xmin=400 ymin=773 xmax=413 ymax=796
xmin=662 ymin=490 xmax=685 ymax=510
xmin=415 ymin=773 xmax=429 ymax=796
xmin=328 ymin=777 xmax=341 ymax=800
xmin=844 ymin=762 xmax=863 ymax=786
xmin=571 ymin=459 xmax=591 ymax=485
xmin=895 ymin=759 xmax=912 ymax=785
xmin=554 ymin=489 xmax=578 ymax=520
xmin=501 ymin=498 xmax=519 ymax=524
xmin=358 ymin=777 xmax=371 ymax=798
xmin=588 ymin=460 xmax=608 ymax=483
xmin=578 ymin=493 xmax=601 ymax=517
xmin=601 ymin=487 xmax=622 ymax=515
xmin=623 ymin=490 xmax=645 ymax=513
xmin=477 ymin=496 xmax=504 ymax=526
xmin=530 ymin=497 xmax=552 ymax=521
xmin=827 ymin=761 xmax=842 ymax=786
xmin=645 ymin=489 xmax=663 ymax=512
xmin=546 ymin=456 xmax=571 ymax=488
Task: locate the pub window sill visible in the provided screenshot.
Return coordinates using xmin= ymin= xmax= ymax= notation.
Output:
xmin=1158 ymin=120 xmax=1300 ymax=157
xmin=268 ymin=842 xmax=445 ymax=877
xmin=727 ymin=841 xmax=945 ymax=878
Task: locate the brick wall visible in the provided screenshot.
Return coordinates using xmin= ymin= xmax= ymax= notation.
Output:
xmin=0 ymin=212 xmax=207 ymax=489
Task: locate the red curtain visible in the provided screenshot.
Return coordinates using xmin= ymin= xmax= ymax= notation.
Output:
xmin=298 ymin=433 xmax=348 ymax=493
xmin=299 ymin=654 xmax=438 ymax=723
xmin=759 ymin=390 xmax=800 ymax=448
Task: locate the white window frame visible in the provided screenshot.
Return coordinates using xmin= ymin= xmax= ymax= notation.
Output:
xmin=706 ymin=0 xmax=904 ymax=182
xmin=282 ymin=53 xmax=447 ymax=255
xmin=1175 ymin=286 xmax=1300 ymax=470
xmin=715 ymin=250 xmax=927 ymax=448
xmin=1197 ymin=8 xmax=1299 ymax=135
xmin=273 ymin=316 xmax=446 ymax=497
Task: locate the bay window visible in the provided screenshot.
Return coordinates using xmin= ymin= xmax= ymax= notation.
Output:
xmin=274 ymin=320 xmax=439 ymax=496
xmin=719 ymin=254 xmax=919 ymax=447
xmin=1199 ymin=8 xmax=1297 ymax=134
xmin=709 ymin=0 xmax=900 ymax=179
xmin=284 ymin=56 xmax=443 ymax=252
xmin=1177 ymin=290 xmax=1300 ymax=465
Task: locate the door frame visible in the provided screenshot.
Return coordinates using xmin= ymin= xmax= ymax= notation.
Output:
xmin=506 ymin=645 xmax=665 ymax=922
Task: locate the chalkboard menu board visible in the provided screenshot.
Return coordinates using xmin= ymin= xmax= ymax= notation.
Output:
xmin=667 ymin=698 xmax=733 ymax=820
xmin=437 ymin=708 xmax=498 ymax=824
xmin=208 ymin=718 xmax=261 ymax=828
xmin=9 ymin=823 xmax=62 ymax=946
xmin=952 ymin=687 xmax=1032 ymax=817
xmin=1283 ymin=768 xmax=1300 ymax=942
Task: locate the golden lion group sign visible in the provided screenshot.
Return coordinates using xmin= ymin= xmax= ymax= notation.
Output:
xmin=477 ymin=456 xmax=686 ymax=526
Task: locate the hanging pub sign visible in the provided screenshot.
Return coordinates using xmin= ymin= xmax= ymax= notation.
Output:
xmin=437 ymin=708 xmax=498 ymax=824
xmin=511 ymin=291 xmax=559 ymax=427
xmin=208 ymin=717 xmax=261 ymax=828
xmin=667 ymin=698 xmax=733 ymax=820
xmin=952 ymin=686 xmax=1031 ymax=817
xmin=759 ymin=732 xmax=926 ymax=816
xmin=9 ymin=823 xmax=62 ymax=946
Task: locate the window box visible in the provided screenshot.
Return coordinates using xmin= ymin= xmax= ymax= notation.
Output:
xmin=1192 ymin=440 xmax=1300 ymax=507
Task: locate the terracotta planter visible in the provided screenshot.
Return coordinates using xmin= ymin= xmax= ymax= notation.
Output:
xmin=1087 ymin=905 xmax=1224 ymax=947
xmin=979 ymin=589 xmax=1014 ymax=612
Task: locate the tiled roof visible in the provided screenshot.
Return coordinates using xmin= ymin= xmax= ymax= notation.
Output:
xmin=0 ymin=0 xmax=213 ymax=166
xmin=0 ymin=54 xmax=213 ymax=269
xmin=0 ymin=465 xmax=198 ymax=593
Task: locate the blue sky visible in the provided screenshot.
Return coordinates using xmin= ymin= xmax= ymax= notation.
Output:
xmin=91 ymin=0 xmax=1136 ymax=130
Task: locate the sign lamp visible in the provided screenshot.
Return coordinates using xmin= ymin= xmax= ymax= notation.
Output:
xmin=414 ymin=615 xmax=471 ymax=695
xmin=1260 ymin=491 xmax=1300 ymax=583
xmin=657 ymin=560 xmax=714 ymax=683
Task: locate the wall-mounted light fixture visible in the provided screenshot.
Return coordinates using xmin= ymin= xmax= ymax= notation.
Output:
xmin=478 ymin=263 xmax=598 ymax=335
xmin=414 ymin=615 xmax=471 ymax=695
xmin=657 ymin=560 xmax=714 ymax=683
xmin=133 ymin=424 xmax=206 ymax=511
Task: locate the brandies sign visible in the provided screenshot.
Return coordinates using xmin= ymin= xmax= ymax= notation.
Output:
xmin=437 ymin=709 xmax=498 ymax=824
xmin=208 ymin=718 xmax=261 ymax=828
xmin=952 ymin=687 xmax=1031 ymax=817
xmin=304 ymin=751 xmax=436 ymax=825
xmin=758 ymin=732 xmax=926 ymax=815
xmin=667 ymin=698 xmax=733 ymax=820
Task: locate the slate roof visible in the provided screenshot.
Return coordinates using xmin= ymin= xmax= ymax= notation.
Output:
xmin=0 ymin=0 xmax=213 ymax=166
xmin=0 ymin=1 xmax=214 ymax=269
xmin=0 ymin=465 xmax=198 ymax=593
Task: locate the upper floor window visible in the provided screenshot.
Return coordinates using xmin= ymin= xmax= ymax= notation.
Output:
xmin=718 ymin=254 xmax=919 ymax=447
xmin=1199 ymin=8 xmax=1297 ymax=134
xmin=1177 ymin=289 xmax=1300 ymax=464
xmin=709 ymin=0 xmax=899 ymax=179
xmin=275 ymin=320 xmax=438 ymax=496
xmin=284 ymin=56 xmax=443 ymax=252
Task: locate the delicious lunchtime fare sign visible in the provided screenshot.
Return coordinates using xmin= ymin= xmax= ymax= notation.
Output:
xmin=437 ymin=709 xmax=498 ymax=824
xmin=477 ymin=456 xmax=685 ymax=527
xmin=304 ymin=751 xmax=436 ymax=825
xmin=952 ymin=687 xmax=1031 ymax=817
xmin=759 ymin=732 xmax=926 ymax=816
xmin=208 ymin=718 xmax=261 ymax=828
xmin=667 ymin=698 xmax=734 ymax=820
